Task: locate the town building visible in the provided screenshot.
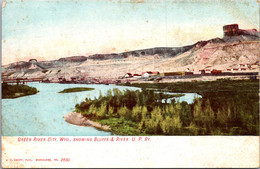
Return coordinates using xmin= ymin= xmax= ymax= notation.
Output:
xmin=124 ymin=73 xmax=132 ymax=78
xmin=142 ymin=71 xmax=153 ymax=78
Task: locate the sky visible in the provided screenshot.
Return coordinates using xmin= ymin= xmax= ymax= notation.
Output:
xmin=2 ymin=0 xmax=259 ymax=65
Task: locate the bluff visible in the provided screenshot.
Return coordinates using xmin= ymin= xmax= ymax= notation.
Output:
xmin=2 ymin=24 xmax=259 ymax=80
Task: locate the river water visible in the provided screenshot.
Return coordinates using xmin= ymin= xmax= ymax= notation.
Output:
xmin=2 ymin=83 xmax=200 ymax=136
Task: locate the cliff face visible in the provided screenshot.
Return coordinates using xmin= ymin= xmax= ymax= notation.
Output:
xmin=88 ymin=45 xmax=194 ymax=60
xmin=191 ymin=40 xmax=259 ymax=66
xmin=2 ymin=28 xmax=259 ymax=80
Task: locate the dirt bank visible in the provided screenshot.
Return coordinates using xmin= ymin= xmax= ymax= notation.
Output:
xmin=64 ymin=112 xmax=111 ymax=131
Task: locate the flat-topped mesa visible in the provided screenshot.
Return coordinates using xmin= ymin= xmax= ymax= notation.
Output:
xmin=58 ymin=56 xmax=87 ymax=62
xmin=223 ymin=24 xmax=259 ymax=37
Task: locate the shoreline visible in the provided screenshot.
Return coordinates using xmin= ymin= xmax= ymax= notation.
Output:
xmin=64 ymin=112 xmax=111 ymax=132
xmin=2 ymin=92 xmax=37 ymax=99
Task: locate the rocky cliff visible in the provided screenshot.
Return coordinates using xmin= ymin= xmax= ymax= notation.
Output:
xmin=2 ymin=25 xmax=259 ymax=80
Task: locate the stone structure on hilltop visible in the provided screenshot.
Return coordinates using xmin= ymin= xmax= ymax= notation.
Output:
xmin=223 ymin=24 xmax=239 ymax=36
xmin=223 ymin=24 xmax=259 ymax=37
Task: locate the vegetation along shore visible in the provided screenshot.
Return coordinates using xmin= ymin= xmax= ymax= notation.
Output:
xmin=2 ymin=83 xmax=39 ymax=99
xmin=74 ymin=79 xmax=259 ymax=135
xmin=58 ymin=87 xmax=94 ymax=93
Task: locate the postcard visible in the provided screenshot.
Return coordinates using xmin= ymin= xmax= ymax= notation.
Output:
xmin=1 ymin=0 xmax=259 ymax=168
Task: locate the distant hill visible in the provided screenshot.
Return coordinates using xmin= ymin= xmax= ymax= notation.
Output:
xmin=2 ymin=24 xmax=259 ymax=80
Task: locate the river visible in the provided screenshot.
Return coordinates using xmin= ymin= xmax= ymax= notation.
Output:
xmin=2 ymin=82 xmax=200 ymax=136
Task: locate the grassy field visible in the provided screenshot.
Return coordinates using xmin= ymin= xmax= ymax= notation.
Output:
xmin=58 ymin=87 xmax=94 ymax=93
xmin=2 ymin=83 xmax=39 ymax=99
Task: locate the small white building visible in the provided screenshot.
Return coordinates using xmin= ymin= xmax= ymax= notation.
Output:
xmin=142 ymin=71 xmax=153 ymax=78
xmin=124 ymin=73 xmax=132 ymax=78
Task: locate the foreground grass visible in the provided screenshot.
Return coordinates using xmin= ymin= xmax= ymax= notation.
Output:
xmin=75 ymin=79 xmax=259 ymax=135
xmin=2 ymin=83 xmax=39 ymax=99
xmin=58 ymin=87 xmax=94 ymax=93
xmin=96 ymin=118 xmax=142 ymax=136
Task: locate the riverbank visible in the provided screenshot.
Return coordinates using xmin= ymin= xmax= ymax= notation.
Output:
xmin=64 ymin=112 xmax=111 ymax=131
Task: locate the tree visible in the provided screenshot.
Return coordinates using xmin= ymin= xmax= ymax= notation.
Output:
xmin=91 ymin=104 xmax=98 ymax=115
xmin=203 ymin=99 xmax=215 ymax=131
xmin=96 ymin=102 xmax=107 ymax=118
xmin=132 ymin=105 xmax=142 ymax=122
xmin=107 ymin=106 xmax=114 ymax=117
xmin=193 ymin=99 xmax=203 ymax=125
xmin=98 ymin=90 xmax=103 ymax=99
xmin=107 ymin=89 xmax=113 ymax=97
xmin=118 ymin=106 xmax=131 ymax=120
xmin=141 ymin=106 xmax=149 ymax=120
xmin=180 ymin=101 xmax=191 ymax=126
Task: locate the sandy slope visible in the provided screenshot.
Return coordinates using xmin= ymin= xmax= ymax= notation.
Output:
xmin=64 ymin=112 xmax=111 ymax=131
